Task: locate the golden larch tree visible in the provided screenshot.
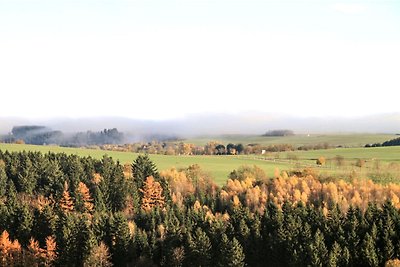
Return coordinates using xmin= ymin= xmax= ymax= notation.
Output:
xmin=78 ymin=182 xmax=94 ymax=213
xmin=140 ymin=176 xmax=165 ymax=212
xmin=59 ymin=181 xmax=74 ymax=212
xmin=0 ymin=230 xmax=22 ymax=266
xmin=44 ymin=236 xmax=57 ymax=267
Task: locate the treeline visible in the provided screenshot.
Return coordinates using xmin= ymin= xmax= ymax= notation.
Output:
xmin=2 ymin=151 xmax=400 ymax=266
xmin=101 ymin=141 xmax=332 ymax=155
xmin=366 ymin=137 xmax=400 ymax=148
xmin=1 ymin=126 xmax=124 ymax=146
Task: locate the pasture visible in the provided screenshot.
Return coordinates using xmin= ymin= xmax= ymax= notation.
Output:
xmin=1 ymin=138 xmax=399 ymax=185
xmin=185 ymin=133 xmax=397 ymax=147
xmin=0 ymin=143 xmax=290 ymax=185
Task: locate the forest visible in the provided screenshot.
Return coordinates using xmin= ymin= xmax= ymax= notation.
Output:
xmin=1 ymin=150 xmax=400 ymax=266
xmin=1 ymin=126 xmax=124 ymax=147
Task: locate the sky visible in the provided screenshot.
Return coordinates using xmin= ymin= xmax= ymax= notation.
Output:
xmin=0 ymin=0 xmax=399 ymax=121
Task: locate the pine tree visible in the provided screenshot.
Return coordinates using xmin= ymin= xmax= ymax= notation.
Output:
xmin=132 ymin=154 xmax=158 ymax=189
xmin=75 ymin=215 xmax=97 ymax=265
xmin=361 ymin=233 xmax=379 ymax=267
xmin=0 ymin=161 xmax=8 ymax=197
xmin=327 ymin=241 xmax=341 ymax=267
xmin=56 ymin=212 xmax=77 ymax=266
xmin=14 ymin=203 xmax=34 ymax=245
xmin=16 ymin=153 xmax=37 ymax=194
xmin=33 ymin=205 xmax=57 ymax=246
xmin=309 ymin=229 xmax=328 ymax=267
xmin=187 ymin=227 xmax=212 ymax=266
xmin=218 ymin=234 xmax=245 ymax=267
xmin=111 ymin=213 xmax=132 ymax=266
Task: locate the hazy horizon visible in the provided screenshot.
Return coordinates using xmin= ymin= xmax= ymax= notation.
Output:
xmin=1 ymin=112 xmax=399 ymax=139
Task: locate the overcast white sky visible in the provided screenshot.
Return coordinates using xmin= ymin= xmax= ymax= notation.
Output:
xmin=0 ymin=0 xmax=399 ymax=120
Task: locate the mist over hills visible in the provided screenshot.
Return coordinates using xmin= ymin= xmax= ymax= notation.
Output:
xmin=0 ymin=112 xmax=399 ymax=142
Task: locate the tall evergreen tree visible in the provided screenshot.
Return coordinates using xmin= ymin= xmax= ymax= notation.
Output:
xmin=309 ymin=229 xmax=328 ymax=267
xmin=217 ymin=234 xmax=245 ymax=267
xmin=186 ymin=227 xmax=212 ymax=266
xmin=360 ymin=233 xmax=379 ymax=267
xmin=132 ymin=154 xmax=158 ymax=187
xmin=0 ymin=161 xmax=8 ymax=197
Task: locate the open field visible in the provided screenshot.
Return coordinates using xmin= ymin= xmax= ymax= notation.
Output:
xmin=185 ymin=133 xmax=398 ymax=147
xmin=1 ymin=142 xmax=400 ymax=185
xmin=0 ymin=143 xmax=291 ymax=185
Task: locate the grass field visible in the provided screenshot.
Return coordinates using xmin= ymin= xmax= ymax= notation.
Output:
xmin=0 ymin=143 xmax=291 ymax=185
xmin=185 ymin=133 xmax=397 ymax=147
xmin=1 ymin=140 xmax=400 ymax=185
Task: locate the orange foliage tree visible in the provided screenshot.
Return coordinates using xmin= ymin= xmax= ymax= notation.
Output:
xmin=140 ymin=176 xmax=165 ymax=212
xmin=78 ymin=181 xmax=94 ymax=213
xmin=59 ymin=181 xmax=74 ymax=212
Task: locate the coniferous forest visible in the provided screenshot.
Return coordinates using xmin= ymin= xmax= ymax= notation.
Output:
xmin=1 ymin=150 xmax=400 ymax=266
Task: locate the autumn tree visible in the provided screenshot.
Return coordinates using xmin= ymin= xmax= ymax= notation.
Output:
xmin=59 ymin=181 xmax=74 ymax=212
xmin=316 ymin=156 xmax=326 ymax=166
xmin=76 ymin=182 xmax=94 ymax=213
xmin=84 ymin=242 xmax=113 ymax=267
xmin=140 ymin=176 xmax=165 ymax=212
xmin=0 ymin=230 xmax=22 ymax=266
xmin=44 ymin=236 xmax=57 ymax=267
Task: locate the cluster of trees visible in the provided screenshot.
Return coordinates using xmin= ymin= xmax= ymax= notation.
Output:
xmin=102 ymin=141 xmax=300 ymax=155
xmin=69 ymin=128 xmax=124 ymax=146
xmin=298 ymin=142 xmax=331 ymax=151
xmin=1 ymin=126 xmax=124 ymax=146
xmin=1 ymin=126 xmax=63 ymax=145
xmin=366 ymin=137 xmax=400 ymax=148
xmin=2 ymin=150 xmax=400 ymax=266
xmin=263 ymin=130 xmax=295 ymax=137
xmin=101 ymin=141 xmax=246 ymax=155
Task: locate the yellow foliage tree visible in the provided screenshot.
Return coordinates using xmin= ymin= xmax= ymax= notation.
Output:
xmin=140 ymin=176 xmax=165 ymax=212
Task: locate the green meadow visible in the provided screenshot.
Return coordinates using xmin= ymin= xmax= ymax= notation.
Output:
xmin=1 ymin=135 xmax=399 ymax=185
xmin=185 ymin=133 xmax=397 ymax=147
xmin=0 ymin=143 xmax=290 ymax=185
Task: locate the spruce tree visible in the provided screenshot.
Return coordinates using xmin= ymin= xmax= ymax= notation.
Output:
xmin=309 ymin=229 xmax=328 ymax=267
xmin=187 ymin=227 xmax=212 ymax=266
xmin=361 ymin=233 xmax=379 ymax=267
xmin=327 ymin=241 xmax=341 ymax=267
xmin=218 ymin=234 xmax=245 ymax=267
xmin=0 ymin=161 xmax=8 ymax=197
